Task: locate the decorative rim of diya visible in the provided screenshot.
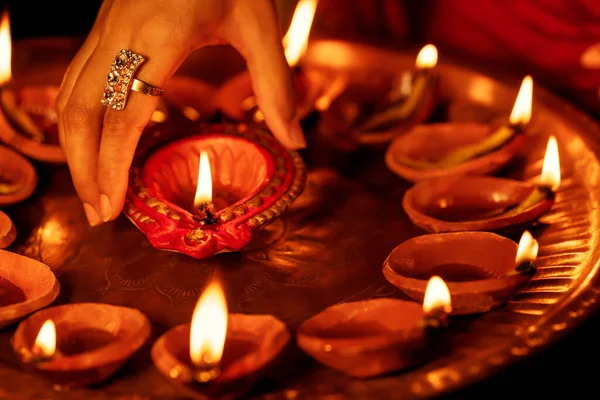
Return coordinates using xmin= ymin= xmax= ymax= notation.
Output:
xmin=0 ymin=145 xmax=38 ymax=206
xmin=0 ymin=210 xmax=16 ymax=249
xmin=402 ymin=175 xmax=554 ymax=233
xmin=385 ymin=122 xmax=526 ymax=182
xmin=0 ymin=249 xmax=60 ymax=328
xmin=125 ymin=122 xmax=306 ymax=259
xmin=152 ymin=314 xmax=291 ymax=387
xmin=0 ymin=85 xmax=66 ymax=164
xmin=216 ymin=69 xmax=321 ymax=123
xmin=12 ymin=303 xmax=151 ymax=383
xmin=296 ymin=298 xmax=433 ymax=378
xmin=383 ymin=232 xmax=534 ymax=315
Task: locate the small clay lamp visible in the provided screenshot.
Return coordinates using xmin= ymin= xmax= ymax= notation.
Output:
xmin=296 ymin=276 xmax=452 ymax=378
xmin=0 ymin=144 xmax=37 ymax=206
xmin=0 ymin=11 xmax=64 ymax=163
xmin=318 ymin=44 xmax=439 ymax=148
xmin=152 ymin=276 xmax=291 ymax=399
xmin=383 ymin=231 xmax=539 ymax=315
xmin=12 ymin=303 xmax=151 ymax=387
xmin=385 ymin=76 xmax=533 ymax=182
xmin=0 ymin=210 xmax=15 ymax=248
xmin=217 ymin=0 xmax=326 ymax=123
xmin=149 ymin=76 xmax=219 ymax=126
xmin=402 ymin=135 xmax=561 ymax=233
xmin=125 ymin=122 xmax=306 ymax=259
xmin=0 ymin=249 xmax=59 ymax=328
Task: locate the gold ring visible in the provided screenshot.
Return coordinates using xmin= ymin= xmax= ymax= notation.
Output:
xmin=101 ymin=49 xmax=163 ymax=111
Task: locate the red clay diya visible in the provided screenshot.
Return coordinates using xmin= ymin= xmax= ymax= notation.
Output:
xmin=0 ymin=210 xmax=16 ymax=248
xmin=317 ymin=44 xmax=439 ymax=148
xmin=12 ymin=303 xmax=151 ymax=387
xmin=383 ymin=231 xmax=539 ymax=315
xmin=0 ymin=145 xmax=37 ymax=206
xmin=402 ymin=135 xmax=561 ymax=233
xmin=217 ymin=0 xmax=323 ymax=124
xmin=152 ymin=278 xmax=290 ymax=399
xmin=296 ymin=279 xmax=452 ymax=378
xmin=0 ymin=249 xmax=60 ymax=328
xmin=125 ymin=122 xmax=306 ymax=259
xmin=385 ymin=76 xmax=533 ymax=182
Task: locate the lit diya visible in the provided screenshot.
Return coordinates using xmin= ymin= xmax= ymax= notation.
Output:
xmin=385 ymin=75 xmax=533 ymax=182
xmin=403 ymin=135 xmax=560 ymax=233
xmin=152 ymin=276 xmax=291 ymax=399
xmin=0 ymin=11 xmax=65 ymax=163
xmin=12 ymin=303 xmax=151 ymax=387
xmin=317 ymin=44 xmax=439 ymax=148
xmin=296 ymin=276 xmax=451 ymax=378
xmin=125 ymin=122 xmax=306 ymax=259
xmin=0 ymin=249 xmax=59 ymax=328
xmin=383 ymin=231 xmax=539 ymax=315
xmin=0 ymin=210 xmax=16 ymax=248
xmin=217 ymin=0 xmax=326 ymax=123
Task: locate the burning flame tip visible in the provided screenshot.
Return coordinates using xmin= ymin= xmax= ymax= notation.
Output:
xmin=423 ymin=275 xmax=452 ymax=314
xmin=0 ymin=7 xmax=11 ymax=85
xmin=515 ymin=230 xmax=539 ymax=266
xmin=193 ymin=151 xmax=212 ymax=208
xmin=34 ymin=319 xmax=56 ymax=358
xmin=283 ymin=0 xmax=318 ymax=67
xmin=415 ymin=44 xmax=438 ymax=69
xmin=509 ymin=75 xmax=533 ymax=126
xmin=541 ymin=135 xmax=561 ymax=191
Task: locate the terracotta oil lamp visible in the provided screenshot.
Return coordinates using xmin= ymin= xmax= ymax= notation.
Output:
xmin=383 ymin=230 xmax=539 ymax=315
xmin=296 ymin=276 xmax=452 ymax=378
xmin=317 ymin=44 xmax=439 ymax=148
xmin=0 ymin=11 xmax=65 ymax=163
xmin=125 ymin=122 xmax=306 ymax=259
xmin=150 ymin=76 xmax=219 ymax=126
xmin=217 ymin=0 xmax=326 ymax=124
xmin=385 ymin=75 xmax=533 ymax=182
xmin=12 ymin=303 xmax=151 ymax=387
xmin=0 ymin=210 xmax=16 ymax=248
xmin=152 ymin=276 xmax=291 ymax=399
xmin=0 ymin=249 xmax=59 ymax=328
xmin=403 ymin=135 xmax=561 ymax=233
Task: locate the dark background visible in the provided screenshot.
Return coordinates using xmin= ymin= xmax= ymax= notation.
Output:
xmin=2 ymin=0 xmax=599 ymax=398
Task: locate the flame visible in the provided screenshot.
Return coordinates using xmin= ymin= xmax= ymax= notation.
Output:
xmin=190 ymin=278 xmax=228 ymax=367
xmin=423 ymin=276 xmax=452 ymax=314
xmin=515 ymin=230 xmax=539 ymax=266
xmin=33 ymin=320 xmax=56 ymax=358
xmin=282 ymin=0 xmax=318 ymax=67
xmin=509 ymin=76 xmax=533 ymax=126
xmin=415 ymin=44 xmax=438 ymax=69
xmin=0 ymin=9 xmax=11 ymax=85
xmin=540 ymin=135 xmax=561 ymax=191
xmin=193 ymin=151 xmax=212 ymax=208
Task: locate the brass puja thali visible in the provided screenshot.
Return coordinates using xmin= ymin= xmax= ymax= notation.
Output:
xmin=2 ymin=37 xmax=600 ymax=399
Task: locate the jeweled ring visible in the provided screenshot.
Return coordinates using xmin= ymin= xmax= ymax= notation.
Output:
xmin=101 ymin=49 xmax=163 ymax=111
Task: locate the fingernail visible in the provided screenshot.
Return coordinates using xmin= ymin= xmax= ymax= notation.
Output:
xmin=287 ymin=118 xmax=307 ymax=150
xmin=100 ymin=194 xmax=112 ymax=222
xmin=83 ymin=203 xmax=101 ymax=227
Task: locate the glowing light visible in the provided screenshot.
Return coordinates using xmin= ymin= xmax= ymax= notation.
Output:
xmin=515 ymin=230 xmax=539 ymax=266
xmin=540 ymin=135 xmax=561 ymax=191
xmin=33 ymin=320 xmax=56 ymax=358
xmin=509 ymin=76 xmax=533 ymax=126
xmin=0 ymin=9 xmax=11 ymax=85
xmin=423 ymin=276 xmax=452 ymax=314
xmin=283 ymin=0 xmax=318 ymax=67
xmin=415 ymin=44 xmax=438 ymax=69
xmin=193 ymin=151 xmax=212 ymax=208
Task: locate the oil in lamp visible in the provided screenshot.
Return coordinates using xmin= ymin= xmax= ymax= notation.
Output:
xmin=152 ymin=276 xmax=291 ymax=399
xmin=0 ymin=209 xmax=15 ymax=248
xmin=383 ymin=230 xmax=539 ymax=315
xmin=0 ymin=249 xmax=59 ymax=328
xmin=0 ymin=10 xmax=65 ymax=163
xmin=386 ymin=75 xmax=533 ymax=182
xmin=296 ymin=276 xmax=451 ymax=378
xmin=12 ymin=303 xmax=151 ymax=387
xmin=125 ymin=122 xmax=306 ymax=259
xmin=318 ymin=44 xmax=439 ymax=148
xmin=217 ymin=0 xmax=326 ymax=123
xmin=402 ymin=135 xmax=560 ymax=233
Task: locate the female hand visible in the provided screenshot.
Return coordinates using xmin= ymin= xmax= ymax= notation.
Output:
xmin=56 ymin=0 xmax=306 ymax=227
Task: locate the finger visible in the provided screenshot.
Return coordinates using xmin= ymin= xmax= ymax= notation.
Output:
xmin=57 ymin=0 xmax=114 ymax=150
xmin=98 ymin=43 xmax=186 ymax=221
xmin=227 ymin=0 xmax=306 ymax=149
xmin=61 ymin=43 xmax=117 ymax=226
